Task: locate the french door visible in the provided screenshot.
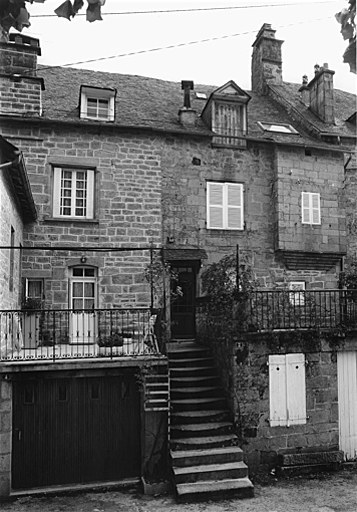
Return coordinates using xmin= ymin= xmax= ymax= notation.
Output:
xmin=70 ymin=267 xmax=97 ymax=343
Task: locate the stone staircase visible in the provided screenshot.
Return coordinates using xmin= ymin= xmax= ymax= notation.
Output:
xmin=167 ymin=339 xmax=254 ymax=501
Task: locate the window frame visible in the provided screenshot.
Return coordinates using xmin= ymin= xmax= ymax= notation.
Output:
xmin=301 ymin=192 xmax=321 ymax=225
xmin=289 ymin=281 xmax=306 ymax=306
xmin=269 ymin=353 xmax=307 ymax=427
xmin=212 ymin=100 xmax=247 ymax=138
xmin=206 ymin=181 xmax=244 ymax=230
xmin=258 ymin=121 xmax=298 ymax=134
xmin=52 ymin=166 xmax=95 ymax=220
xmin=80 ymin=86 xmax=115 ymax=121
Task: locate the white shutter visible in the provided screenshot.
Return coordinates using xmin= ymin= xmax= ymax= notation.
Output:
xmin=269 ymin=355 xmax=288 ymax=427
xmin=286 ymin=353 xmax=306 ymax=425
xmin=207 ymin=182 xmax=224 ymax=228
xmin=86 ymin=169 xmax=95 ymax=219
xmin=301 ymin=192 xmax=311 ymax=224
xmin=53 ymin=167 xmax=62 ymax=217
xmin=311 ymin=193 xmax=321 ymax=224
xmin=227 ymin=183 xmax=243 ymax=229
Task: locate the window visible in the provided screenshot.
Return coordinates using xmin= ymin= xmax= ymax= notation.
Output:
xmin=207 ymin=182 xmax=244 ymax=230
xmin=301 ymin=192 xmax=321 ymax=225
xmin=53 ymin=167 xmax=95 ymax=219
xmin=258 ymin=122 xmax=298 ymax=134
xmin=9 ymin=226 xmax=14 ymax=291
xmin=269 ymin=353 xmax=307 ymax=427
xmin=80 ymin=85 xmax=115 ymax=121
xmin=213 ymin=102 xmax=247 ymax=142
xmin=25 ymin=279 xmax=43 ymax=300
xmin=289 ymin=281 xmax=305 ymax=306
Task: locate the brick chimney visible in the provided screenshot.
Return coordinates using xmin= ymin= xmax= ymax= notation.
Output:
xmin=251 ymin=23 xmax=284 ymax=94
xmin=306 ymin=63 xmax=335 ymax=124
xmin=0 ymin=33 xmax=44 ymax=117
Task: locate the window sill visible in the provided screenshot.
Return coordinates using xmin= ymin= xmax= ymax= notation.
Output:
xmin=43 ymin=217 xmax=99 ymax=224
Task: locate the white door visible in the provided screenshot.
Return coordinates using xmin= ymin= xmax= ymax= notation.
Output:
xmin=337 ymin=351 xmax=357 ymax=460
xmin=70 ymin=267 xmax=97 ymax=343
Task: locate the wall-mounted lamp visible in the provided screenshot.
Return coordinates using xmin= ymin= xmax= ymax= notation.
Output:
xmin=80 ymin=256 xmax=87 ymax=264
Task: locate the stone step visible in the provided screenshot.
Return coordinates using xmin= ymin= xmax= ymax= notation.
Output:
xmin=171 ymin=446 xmax=244 ymax=467
xmin=173 ymin=461 xmax=249 ymax=484
xmin=171 ymin=397 xmax=227 ymax=411
xmin=169 ymin=357 xmax=215 ymax=368
xmin=167 ymin=344 xmax=210 ymax=356
xmin=171 ymin=386 xmax=223 ymax=399
xmin=170 ymin=366 xmax=217 ymax=378
xmin=176 ymin=477 xmax=254 ymax=501
xmin=171 ymin=434 xmax=238 ymax=451
xmin=171 ymin=421 xmax=233 ymax=439
xmin=171 ymin=409 xmax=231 ymax=425
xmin=170 ymin=375 xmax=220 ymax=387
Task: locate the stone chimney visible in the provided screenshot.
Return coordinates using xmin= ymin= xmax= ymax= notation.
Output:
xmin=306 ymin=63 xmax=335 ymax=124
xmin=251 ymin=23 xmax=284 ymax=94
xmin=298 ymin=75 xmax=310 ymax=107
xmin=0 ymin=33 xmax=44 ymax=117
xmin=178 ymin=80 xmax=197 ymax=127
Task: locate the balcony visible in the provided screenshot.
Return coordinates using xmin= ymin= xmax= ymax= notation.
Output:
xmin=0 ymin=308 xmax=162 ymax=362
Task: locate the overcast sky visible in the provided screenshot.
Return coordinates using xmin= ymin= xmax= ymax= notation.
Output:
xmin=21 ymin=0 xmax=356 ymax=94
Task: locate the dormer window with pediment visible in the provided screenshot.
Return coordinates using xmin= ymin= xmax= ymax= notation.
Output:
xmin=79 ymin=85 xmax=116 ymax=121
xmin=201 ymin=81 xmax=251 ymax=147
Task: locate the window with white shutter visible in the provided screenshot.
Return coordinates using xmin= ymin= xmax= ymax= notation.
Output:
xmin=269 ymin=353 xmax=307 ymax=427
xmin=301 ymin=192 xmax=321 ymax=225
xmin=207 ymin=182 xmax=243 ymax=230
xmin=53 ymin=167 xmax=95 ymax=220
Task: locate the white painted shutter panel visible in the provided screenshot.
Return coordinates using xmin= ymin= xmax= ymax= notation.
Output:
xmin=311 ymin=193 xmax=321 ymax=224
xmin=207 ymin=182 xmax=224 ymax=228
xmin=227 ymin=184 xmax=243 ymax=229
xmin=269 ymin=355 xmax=287 ymax=427
xmin=337 ymin=351 xmax=357 ymax=460
xmin=286 ymin=353 xmax=306 ymax=425
xmin=86 ymin=169 xmax=95 ymax=219
xmin=53 ymin=167 xmax=62 ymax=217
xmin=301 ymin=192 xmax=311 ymax=224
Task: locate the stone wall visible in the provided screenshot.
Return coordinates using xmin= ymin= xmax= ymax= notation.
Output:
xmin=4 ymin=123 xmax=162 ymax=308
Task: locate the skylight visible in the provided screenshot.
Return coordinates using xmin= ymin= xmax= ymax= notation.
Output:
xmin=195 ymin=92 xmax=207 ymax=99
xmin=258 ymin=122 xmax=298 ymax=134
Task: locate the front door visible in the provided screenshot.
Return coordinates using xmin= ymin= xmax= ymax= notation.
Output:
xmin=337 ymin=351 xmax=357 ymax=460
xmin=70 ymin=267 xmax=97 ymax=343
xmin=171 ymin=263 xmax=197 ymax=338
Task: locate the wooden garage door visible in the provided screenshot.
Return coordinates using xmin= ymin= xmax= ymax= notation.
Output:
xmin=12 ymin=373 xmax=141 ymax=489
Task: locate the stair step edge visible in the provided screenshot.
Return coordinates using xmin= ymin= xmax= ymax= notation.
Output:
xmin=176 ymin=477 xmax=254 ymax=495
xmin=174 ymin=461 xmax=248 ymax=475
xmin=171 ymin=446 xmax=243 ymax=459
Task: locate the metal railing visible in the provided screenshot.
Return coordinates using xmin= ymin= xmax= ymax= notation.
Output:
xmin=0 ymin=308 xmax=162 ymax=362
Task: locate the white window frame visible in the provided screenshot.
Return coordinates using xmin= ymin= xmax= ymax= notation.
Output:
xmin=80 ymin=86 xmax=115 ymax=121
xmin=52 ymin=167 xmax=95 ymax=220
xmin=289 ymin=281 xmax=306 ymax=306
xmin=258 ymin=121 xmax=298 ymax=134
xmin=301 ymin=192 xmax=321 ymax=225
xmin=269 ymin=353 xmax=307 ymax=427
xmin=207 ymin=182 xmax=244 ymax=230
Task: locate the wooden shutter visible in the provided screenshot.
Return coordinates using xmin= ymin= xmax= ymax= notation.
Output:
xmin=53 ymin=167 xmax=62 ymax=217
xmin=302 ymin=192 xmax=321 ymax=225
xmin=286 ymin=353 xmax=306 ymax=425
xmin=311 ymin=193 xmax=321 ymax=224
xmin=207 ymin=182 xmax=224 ymax=228
xmin=86 ymin=169 xmax=95 ymax=219
xmin=301 ymin=192 xmax=311 ymax=223
xmin=227 ymin=183 xmax=243 ymax=229
xmin=269 ymin=355 xmax=288 ymax=427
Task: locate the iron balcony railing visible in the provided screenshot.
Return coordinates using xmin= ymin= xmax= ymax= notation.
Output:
xmin=0 ymin=308 xmax=162 ymax=362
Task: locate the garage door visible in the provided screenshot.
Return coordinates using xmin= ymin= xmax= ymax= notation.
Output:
xmin=12 ymin=373 xmax=141 ymax=490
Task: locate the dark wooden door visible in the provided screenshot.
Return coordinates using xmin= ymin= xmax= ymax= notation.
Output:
xmin=12 ymin=373 xmax=141 ymax=489
xmin=171 ymin=264 xmax=197 ymax=338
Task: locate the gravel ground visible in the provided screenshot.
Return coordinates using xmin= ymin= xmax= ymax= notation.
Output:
xmin=1 ymin=467 xmax=357 ymax=512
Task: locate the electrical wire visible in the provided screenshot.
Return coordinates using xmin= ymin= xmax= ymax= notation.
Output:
xmin=29 ymin=0 xmax=339 ymax=18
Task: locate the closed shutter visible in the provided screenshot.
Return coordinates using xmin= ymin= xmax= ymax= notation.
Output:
xmin=207 ymin=182 xmax=224 ymax=228
xmin=53 ymin=167 xmax=62 ymax=217
xmin=301 ymin=192 xmax=311 ymax=224
xmin=311 ymin=193 xmax=321 ymax=224
xmin=301 ymin=192 xmax=321 ymax=225
xmin=86 ymin=169 xmax=95 ymax=219
xmin=286 ymin=353 xmax=306 ymax=425
xmin=269 ymin=355 xmax=288 ymax=427
xmin=227 ymin=183 xmax=243 ymax=229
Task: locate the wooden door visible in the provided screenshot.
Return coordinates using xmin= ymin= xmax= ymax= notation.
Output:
xmin=12 ymin=373 xmax=141 ymax=489
xmin=337 ymin=351 xmax=357 ymax=460
xmin=171 ymin=264 xmax=197 ymax=338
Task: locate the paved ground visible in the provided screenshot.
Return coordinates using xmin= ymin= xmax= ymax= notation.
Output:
xmin=1 ymin=467 xmax=357 ymax=512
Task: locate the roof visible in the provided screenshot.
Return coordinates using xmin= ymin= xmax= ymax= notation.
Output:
xmin=36 ymin=65 xmax=356 ymax=150
xmin=0 ymin=136 xmax=37 ymax=222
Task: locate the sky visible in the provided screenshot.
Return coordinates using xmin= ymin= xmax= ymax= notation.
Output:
xmin=19 ymin=0 xmax=357 ymax=94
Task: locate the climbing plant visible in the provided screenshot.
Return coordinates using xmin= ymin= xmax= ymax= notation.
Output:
xmin=336 ymin=0 xmax=356 ymax=73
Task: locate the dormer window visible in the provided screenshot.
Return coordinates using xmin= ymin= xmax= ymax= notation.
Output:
xmin=201 ymin=81 xmax=251 ymax=148
xmin=80 ymin=85 xmax=116 ymax=121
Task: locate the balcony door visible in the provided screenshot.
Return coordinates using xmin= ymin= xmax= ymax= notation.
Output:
xmin=70 ymin=267 xmax=97 ymax=343
xmin=170 ymin=262 xmax=198 ymax=338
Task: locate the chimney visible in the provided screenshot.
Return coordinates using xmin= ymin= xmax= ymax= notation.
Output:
xmin=251 ymin=23 xmax=284 ymax=94
xmin=178 ymin=80 xmax=197 ymax=127
xmin=0 ymin=33 xmax=44 ymax=117
xmin=306 ymin=63 xmax=335 ymax=124
xmin=298 ymin=75 xmax=310 ymax=107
